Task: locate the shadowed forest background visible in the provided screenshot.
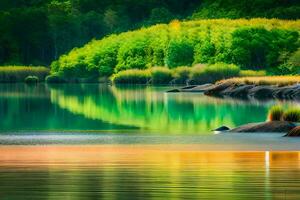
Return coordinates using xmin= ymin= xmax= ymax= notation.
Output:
xmin=0 ymin=0 xmax=299 ymax=66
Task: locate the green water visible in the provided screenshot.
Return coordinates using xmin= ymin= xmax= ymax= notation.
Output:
xmin=0 ymin=83 xmax=297 ymax=134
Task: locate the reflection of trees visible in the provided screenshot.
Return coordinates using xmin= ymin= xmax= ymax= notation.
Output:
xmin=50 ymin=84 xmax=278 ymax=134
xmin=0 ymin=84 xmax=132 ymax=131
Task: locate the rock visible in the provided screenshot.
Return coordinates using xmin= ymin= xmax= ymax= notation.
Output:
xmin=284 ymin=126 xmax=300 ymax=137
xmin=186 ymin=84 xmax=214 ymax=92
xmin=181 ymin=85 xmax=197 ymax=90
xmin=273 ymin=86 xmax=296 ymax=99
xmin=167 ymin=84 xmax=213 ymax=93
xmin=204 ymin=82 xmax=234 ymax=96
xmin=248 ymin=86 xmax=276 ymax=99
xmin=166 ymin=89 xmax=181 ymax=93
xmin=230 ymin=121 xmax=296 ymax=133
xmin=213 ymin=126 xmax=230 ymax=131
xmin=221 ymin=84 xmax=255 ymax=98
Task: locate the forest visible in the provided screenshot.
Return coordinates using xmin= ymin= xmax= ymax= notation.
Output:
xmin=0 ymin=0 xmax=299 ymax=66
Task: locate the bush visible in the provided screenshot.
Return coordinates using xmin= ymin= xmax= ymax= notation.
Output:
xmin=268 ymin=105 xmax=284 ymax=121
xmin=150 ymin=67 xmax=173 ymax=84
xmin=0 ymin=66 xmax=49 ymax=83
xmin=240 ymin=70 xmax=266 ymax=77
xmin=190 ymin=63 xmax=240 ymax=84
xmin=46 ymin=74 xmax=66 ymax=83
xmin=25 ymin=76 xmax=39 ymax=84
xmin=165 ymin=39 xmax=194 ymax=68
xmin=282 ymin=109 xmax=300 ymax=122
xmin=173 ymin=66 xmax=192 ymax=84
xmin=112 ymin=69 xmax=151 ymax=84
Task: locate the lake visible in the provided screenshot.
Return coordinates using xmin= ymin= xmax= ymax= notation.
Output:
xmin=1 ymin=83 xmax=300 ymax=199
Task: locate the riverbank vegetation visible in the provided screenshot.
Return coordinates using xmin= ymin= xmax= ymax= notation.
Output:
xmin=268 ymin=106 xmax=300 ymax=122
xmin=50 ymin=18 xmax=299 ymax=82
xmin=112 ymin=63 xmax=268 ymax=85
xmin=218 ymin=76 xmax=300 ymax=86
xmin=0 ymin=66 xmax=49 ymax=83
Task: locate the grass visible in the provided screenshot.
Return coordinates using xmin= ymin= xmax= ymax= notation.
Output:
xmin=0 ymin=66 xmax=49 ymax=82
xmin=268 ymin=105 xmax=284 ymax=121
xmin=112 ymin=69 xmax=151 ymax=84
xmin=173 ymin=66 xmax=192 ymax=84
xmin=150 ymin=67 xmax=173 ymax=85
xmin=239 ymin=70 xmax=266 ymax=77
xmin=219 ymin=76 xmax=300 ymax=86
xmin=268 ymin=106 xmax=300 ymax=122
xmin=282 ymin=108 xmax=300 ymax=122
xmin=112 ymin=63 xmax=241 ymax=85
xmin=189 ymin=63 xmax=240 ymax=84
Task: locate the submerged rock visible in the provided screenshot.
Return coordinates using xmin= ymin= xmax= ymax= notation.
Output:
xmin=285 ymin=126 xmax=300 ymax=137
xmin=230 ymin=121 xmax=296 ymax=133
xmin=167 ymin=84 xmax=213 ymax=93
xmin=166 ymin=88 xmax=181 ymax=93
xmin=213 ymin=126 xmax=230 ymax=131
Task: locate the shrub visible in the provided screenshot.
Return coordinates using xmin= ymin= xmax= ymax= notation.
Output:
xmin=282 ymin=109 xmax=300 ymax=122
xmin=165 ymin=39 xmax=194 ymax=68
xmin=25 ymin=76 xmax=39 ymax=84
xmin=0 ymin=66 xmax=49 ymax=83
xmin=173 ymin=66 xmax=192 ymax=84
xmin=150 ymin=67 xmax=173 ymax=84
xmin=268 ymin=105 xmax=284 ymax=121
xmin=46 ymin=74 xmax=66 ymax=83
xmin=190 ymin=63 xmax=240 ymax=84
xmin=240 ymin=70 xmax=266 ymax=77
xmin=112 ymin=69 xmax=151 ymax=84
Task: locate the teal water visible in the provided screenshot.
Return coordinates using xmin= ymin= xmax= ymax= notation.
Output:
xmin=0 ymin=83 xmax=298 ymax=134
xmin=1 ymin=84 xmax=300 ymax=200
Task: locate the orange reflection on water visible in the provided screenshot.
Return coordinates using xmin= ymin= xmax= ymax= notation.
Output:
xmin=0 ymin=145 xmax=299 ymax=170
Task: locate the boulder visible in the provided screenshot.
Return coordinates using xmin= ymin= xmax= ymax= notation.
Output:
xmin=230 ymin=121 xmax=296 ymax=133
xmin=204 ymin=82 xmax=234 ymax=96
xmin=284 ymin=126 xmax=300 ymax=137
xmin=222 ymin=84 xmax=255 ymax=98
xmin=248 ymin=86 xmax=276 ymax=99
xmin=187 ymin=84 xmax=214 ymax=92
xmin=273 ymin=86 xmax=297 ymax=99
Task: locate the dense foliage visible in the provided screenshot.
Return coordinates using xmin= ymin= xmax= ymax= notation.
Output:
xmin=0 ymin=66 xmax=49 ymax=82
xmin=0 ymin=0 xmax=200 ymax=66
xmin=192 ymin=0 xmax=300 ymax=19
xmin=0 ymin=0 xmax=299 ymax=66
xmin=52 ymin=19 xmax=300 ymax=79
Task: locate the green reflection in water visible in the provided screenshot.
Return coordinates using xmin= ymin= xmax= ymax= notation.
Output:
xmin=0 ymin=83 xmax=298 ymax=134
xmin=49 ymin=84 xmax=294 ymax=134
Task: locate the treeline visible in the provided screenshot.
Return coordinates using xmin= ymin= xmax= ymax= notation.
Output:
xmin=192 ymin=0 xmax=300 ymax=19
xmin=0 ymin=0 xmax=299 ymax=66
xmin=51 ymin=19 xmax=300 ymax=79
xmin=0 ymin=0 xmax=200 ymax=66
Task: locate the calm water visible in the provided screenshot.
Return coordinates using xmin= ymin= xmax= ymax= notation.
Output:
xmin=0 ymin=146 xmax=300 ymax=200
xmin=1 ymin=84 xmax=300 ymax=199
xmin=0 ymin=83 xmax=299 ymax=134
